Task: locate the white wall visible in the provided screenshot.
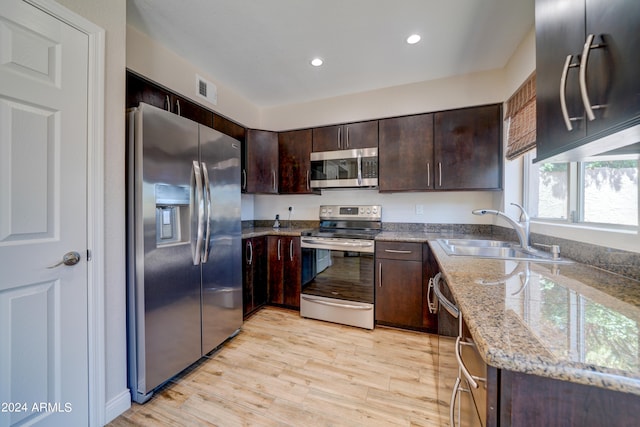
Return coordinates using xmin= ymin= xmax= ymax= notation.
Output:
xmin=262 ymin=69 xmax=507 ymax=131
xmin=54 ymin=0 xmax=130 ymax=422
xmin=254 ymin=190 xmax=498 ymax=224
xmin=127 ymin=26 xmax=261 ymax=128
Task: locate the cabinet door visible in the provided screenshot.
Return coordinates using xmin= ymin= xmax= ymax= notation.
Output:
xmin=376 ymin=258 xmax=423 ymax=328
xmin=379 ymin=114 xmax=434 ymax=191
xmin=213 ymin=114 xmax=245 ymax=142
xmin=252 ymin=237 xmax=268 ymax=309
xmin=422 ymin=244 xmax=438 ymax=332
xmin=246 ymin=129 xmax=278 ymax=194
xmin=267 ymin=236 xmax=284 ymax=305
xmin=584 ymin=1 xmax=640 ymax=136
xmin=434 ymin=104 xmax=502 ymax=190
xmin=278 ymin=129 xmax=315 ymax=194
xmin=312 ymin=125 xmax=342 ymax=151
xmin=343 ymin=120 xmax=378 ymax=150
xmin=283 ymin=237 xmax=301 ymax=308
xmin=126 ymin=71 xmax=172 ymax=111
xmin=535 ymin=0 xmax=587 ymax=158
xmin=173 ymin=94 xmax=213 ymax=127
xmin=242 ymin=237 xmax=267 ymax=317
xmin=312 ymin=121 xmax=378 ymax=151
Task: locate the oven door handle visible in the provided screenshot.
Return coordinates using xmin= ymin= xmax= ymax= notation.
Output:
xmin=301 ymin=296 xmax=373 ymax=310
xmin=301 ymin=238 xmax=374 ymax=248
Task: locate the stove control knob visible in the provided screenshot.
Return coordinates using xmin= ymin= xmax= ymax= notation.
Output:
xmin=366 ymin=208 xmax=371 ymax=214
xmin=327 ymin=208 xmax=333 ymax=215
xmin=359 ymin=207 xmax=365 ymax=214
xmin=372 ymin=207 xmax=378 ymax=214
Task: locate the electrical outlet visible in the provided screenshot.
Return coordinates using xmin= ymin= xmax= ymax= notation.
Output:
xmin=415 ymin=204 xmax=425 ymax=215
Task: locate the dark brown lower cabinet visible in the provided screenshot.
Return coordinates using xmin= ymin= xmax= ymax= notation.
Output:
xmin=375 ymin=242 xmax=425 ymax=330
xmin=267 ymin=236 xmax=301 ymax=309
xmin=497 ymin=370 xmax=640 ymax=427
xmin=242 ymin=237 xmax=267 ymax=318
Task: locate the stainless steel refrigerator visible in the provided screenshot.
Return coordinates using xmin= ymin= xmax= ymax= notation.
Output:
xmin=126 ymin=102 xmax=242 ymax=403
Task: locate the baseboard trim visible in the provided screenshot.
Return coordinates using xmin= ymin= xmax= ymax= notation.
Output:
xmin=105 ymin=389 xmax=131 ymax=424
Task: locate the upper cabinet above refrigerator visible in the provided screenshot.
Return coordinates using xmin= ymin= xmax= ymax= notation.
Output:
xmin=535 ymin=0 xmax=640 ymax=162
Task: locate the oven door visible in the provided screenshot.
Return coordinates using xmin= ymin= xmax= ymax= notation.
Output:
xmin=300 ymin=243 xmax=374 ymax=329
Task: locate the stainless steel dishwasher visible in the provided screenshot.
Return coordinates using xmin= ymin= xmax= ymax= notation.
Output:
xmin=431 ymin=272 xmax=487 ymax=427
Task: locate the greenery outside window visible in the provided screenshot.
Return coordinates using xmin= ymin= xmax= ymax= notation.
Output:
xmin=525 ymin=150 xmax=638 ymax=228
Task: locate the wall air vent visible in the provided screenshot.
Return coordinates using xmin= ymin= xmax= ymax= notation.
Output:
xmin=195 ymin=74 xmax=217 ymax=105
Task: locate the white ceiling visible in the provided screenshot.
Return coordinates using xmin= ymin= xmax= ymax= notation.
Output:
xmin=127 ymin=0 xmax=534 ymax=108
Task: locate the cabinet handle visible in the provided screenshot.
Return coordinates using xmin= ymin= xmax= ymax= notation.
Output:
xmin=427 ymin=277 xmax=438 ymax=314
xmin=426 ymin=162 xmax=430 ymax=187
xmin=455 ymin=337 xmax=486 ymax=389
xmin=306 ymin=169 xmax=310 ymax=191
xmin=579 ymin=34 xmax=607 ymax=122
xmin=384 ymin=249 xmax=412 ymax=254
xmin=356 ymin=150 xmax=363 ymax=185
xmin=450 ymin=377 xmax=462 ymax=427
xmin=378 ymin=262 xmax=382 ymax=287
xmin=247 ymin=240 xmax=253 ymax=265
xmin=277 ymin=239 xmax=281 ymax=261
xmin=337 ymin=127 xmax=342 ymax=149
xmin=272 ymin=170 xmax=277 ymax=191
xmin=560 ymin=55 xmax=582 ymax=131
xmin=438 ymin=162 xmax=442 ymax=187
xmin=289 ymin=239 xmax=294 ymax=261
xmin=175 ymin=99 xmax=181 ymax=116
xmin=164 ymin=95 xmax=171 ymax=112
xmin=346 ymin=126 xmax=350 ymax=148
xmin=242 ymin=169 xmax=247 ymax=190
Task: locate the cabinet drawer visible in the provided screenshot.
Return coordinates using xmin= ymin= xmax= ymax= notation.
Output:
xmin=376 ymin=242 xmax=422 ymax=261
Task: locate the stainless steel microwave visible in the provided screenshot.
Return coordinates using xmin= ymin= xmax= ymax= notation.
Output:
xmin=309 ymin=148 xmax=378 ymax=188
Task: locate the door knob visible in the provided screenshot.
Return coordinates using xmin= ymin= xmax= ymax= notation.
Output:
xmin=47 ymin=251 xmax=81 ymax=268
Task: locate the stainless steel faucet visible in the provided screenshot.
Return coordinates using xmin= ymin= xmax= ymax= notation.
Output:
xmin=472 ymin=202 xmax=530 ymax=249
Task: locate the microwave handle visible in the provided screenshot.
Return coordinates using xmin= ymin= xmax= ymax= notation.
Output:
xmin=357 ymin=150 xmax=362 ymax=186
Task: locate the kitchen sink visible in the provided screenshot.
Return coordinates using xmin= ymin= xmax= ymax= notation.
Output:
xmin=436 ymin=239 xmax=572 ymax=263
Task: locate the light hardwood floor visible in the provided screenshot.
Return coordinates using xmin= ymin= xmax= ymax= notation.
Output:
xmin=109 ymin=307 xmax=450 ymax=426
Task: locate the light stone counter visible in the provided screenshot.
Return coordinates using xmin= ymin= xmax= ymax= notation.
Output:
xmin=241 ymin=226 xmax=315 ymax=239
xmin=427 ymin=237 xmax=640 ymax=396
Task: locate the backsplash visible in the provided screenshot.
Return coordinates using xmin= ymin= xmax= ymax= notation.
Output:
xmin=242 ymin=220 xmax=639 ymax=281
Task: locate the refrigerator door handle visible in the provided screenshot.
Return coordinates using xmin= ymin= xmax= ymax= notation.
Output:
xmin=191 ymin=160 xmax=205 ymax=265
xmin=201 ymin=162 xmax=212 ymax=263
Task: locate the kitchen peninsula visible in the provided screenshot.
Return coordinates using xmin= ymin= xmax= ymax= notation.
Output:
xmin=379 ymin=229 xmax=640 ymax=426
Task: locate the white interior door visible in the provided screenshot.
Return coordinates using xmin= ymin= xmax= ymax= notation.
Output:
xmin=0 ymin=1 xmax=90 ymax=426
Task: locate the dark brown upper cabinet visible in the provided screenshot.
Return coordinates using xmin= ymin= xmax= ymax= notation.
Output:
xmin=433 ymin=104 xmax=502 ymax=190
xmin=312 ymin=120 xmax=378 ymax=152
xmin=126 ymin=70 xmax=213 ymax=127
xmin=278 ymin=129 xmax=318 ymax=194
xmin=379 ymin=113 xmax=434 ymax=192
xmin=535 ymin=0 xmax=640 ymax=161
xmin=244 ymin=129 xmax=278 ymax=194
xmin=379 ymin=105 xmax=501 ymax=192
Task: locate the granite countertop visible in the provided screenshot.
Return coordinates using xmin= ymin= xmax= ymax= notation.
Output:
xmin=241 ymin=226 xmax=314 ymax=239
xmin=426 ymin=237 xmax=640 ymax=396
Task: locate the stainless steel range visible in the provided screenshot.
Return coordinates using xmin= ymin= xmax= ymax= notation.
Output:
xmin=300 ymin=205 xmax=381 ymax=329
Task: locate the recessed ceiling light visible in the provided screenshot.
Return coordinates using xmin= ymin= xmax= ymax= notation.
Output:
xmin=311 ymin=58 xmax=323 ymax=67
xmin=406 ymin=34 xmax=421 ymax=45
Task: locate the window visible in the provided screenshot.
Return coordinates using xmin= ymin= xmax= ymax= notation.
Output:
xmin=526 ymin=150 xmax=638 ymax=228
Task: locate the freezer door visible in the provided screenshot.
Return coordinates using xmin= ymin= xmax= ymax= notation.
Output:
xmin=199 ymin=125 xmax=243 ymax=354
xmin=128 ymin=103 xmax=202 ymax=401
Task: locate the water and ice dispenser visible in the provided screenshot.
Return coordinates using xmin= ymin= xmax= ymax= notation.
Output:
xmin=155 ymin=184 xmax=190 ymax=246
